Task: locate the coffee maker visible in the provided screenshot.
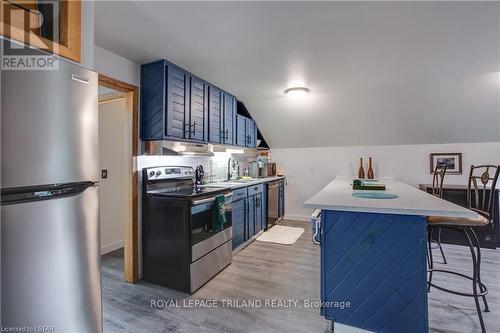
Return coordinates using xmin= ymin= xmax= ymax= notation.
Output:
xmin=256 ymin=156 xmax=268 ymax=178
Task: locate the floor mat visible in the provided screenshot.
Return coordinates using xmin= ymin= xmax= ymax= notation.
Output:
xmin=256 ymin=225 xmax=305 ymax=245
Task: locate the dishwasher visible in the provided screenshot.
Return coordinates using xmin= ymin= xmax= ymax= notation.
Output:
xmin=267 ymin=180 xmax=280 ymax=228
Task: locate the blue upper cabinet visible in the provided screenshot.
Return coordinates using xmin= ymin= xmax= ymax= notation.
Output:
xmin=223 ymin=92 xmax=236 ymax=145
xmin=141 ymin=59 xmax=246 ymax=146
xmin=189 ymin=77 xmax=208 ymax=142
xmin=208 ymin=85 xmax=223 ymax=143
xmin=236 ymin=115 xmax=257 ymax=148
xmin=245 ymin=118 xmax=256 ymax=148
xmin=236 ymin=115 xmax=247 ymax=147
xmin=166 ymin=65 xmax=189 ymax=139
xmin=140 ymin=60 xmax=166 ymax=140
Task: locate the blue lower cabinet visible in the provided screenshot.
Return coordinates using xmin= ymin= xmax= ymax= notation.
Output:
xmin=232 ymin=185 xmax=267 ymax=251
xmin=320 ymin=210 xmax=428 ymax=333
xmin=247 ymin=196 xmax=255 ymax=239
xmin=254 ymin=193 xmax=263 ymax=234
xmin=231 ymin=198 xmax=246 ymax=249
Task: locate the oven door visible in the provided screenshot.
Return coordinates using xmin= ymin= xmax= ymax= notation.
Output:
xmin=190 ymin=193 xmax=233 ymax=262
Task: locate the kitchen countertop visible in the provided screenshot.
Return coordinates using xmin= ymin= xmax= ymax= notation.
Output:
xmin=202 ymin=176 xmax=285 ymax=190
xmin=304 ymin=176 xmax=478 ymax=218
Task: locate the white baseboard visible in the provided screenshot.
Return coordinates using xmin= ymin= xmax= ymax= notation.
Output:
xmin=101 ymin=240 xmax=124 ymax=255
xmin=284 ymin=214 xmax=311 ymax=222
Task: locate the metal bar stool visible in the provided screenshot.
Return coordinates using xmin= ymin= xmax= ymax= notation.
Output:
xmin=427 ymin=165 xmax=500 ymax=333
xmin=428 ymin=164 xmax=448 ymax=265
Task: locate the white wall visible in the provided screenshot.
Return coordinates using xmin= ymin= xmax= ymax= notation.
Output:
xmin=271 ymin=142 xmax=500 ymax=221
xmin=99 ymin=97 xmax=133 ymax=254
xmin=94 ymin=45 xmax=140 ymax=86
xmin=81 ymin=0 xmax=95 ymax=68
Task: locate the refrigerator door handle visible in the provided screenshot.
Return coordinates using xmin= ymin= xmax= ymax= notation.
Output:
xmin=1 ymin=181 xmax=97 ymax=205
xmin=70 ymin=73 xmax=90 ymax=84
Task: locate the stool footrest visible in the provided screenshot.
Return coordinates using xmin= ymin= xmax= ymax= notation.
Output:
xmin=428 ymin=269 xmax=488 ymax=297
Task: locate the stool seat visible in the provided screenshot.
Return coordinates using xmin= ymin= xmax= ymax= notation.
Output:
xmin=427 ymin=214 xmax=489 ymax=227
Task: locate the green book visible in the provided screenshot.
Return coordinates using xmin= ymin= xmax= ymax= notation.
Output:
xmin=352 ymin=179 xmax=386 ymax=191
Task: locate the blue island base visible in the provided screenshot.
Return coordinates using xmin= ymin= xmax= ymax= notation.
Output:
xmin=320 ymin=210 xmax=428 ymax=333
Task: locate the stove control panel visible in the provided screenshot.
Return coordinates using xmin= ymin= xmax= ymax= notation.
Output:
xmin=146 ymin=166 xmax=194 ymax=180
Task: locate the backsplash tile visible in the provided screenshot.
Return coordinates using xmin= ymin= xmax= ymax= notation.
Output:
xmin=137 ymin=151 xmax=258 ymax=184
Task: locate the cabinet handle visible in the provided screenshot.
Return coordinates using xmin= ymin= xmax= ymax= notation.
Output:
xmin=191 ymin=122 xmax=196 ymax=136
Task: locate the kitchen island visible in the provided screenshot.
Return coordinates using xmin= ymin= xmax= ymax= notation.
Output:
xmin=304 ymin=177 xmax=477 ymax=333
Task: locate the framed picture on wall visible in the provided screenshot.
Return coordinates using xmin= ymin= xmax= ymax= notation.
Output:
xmin=430 ymin=153 xmax=462 ymax=174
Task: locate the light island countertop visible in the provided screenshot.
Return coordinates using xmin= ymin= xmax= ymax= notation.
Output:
xmin=304 ymin=176 xmax=478 ymax=218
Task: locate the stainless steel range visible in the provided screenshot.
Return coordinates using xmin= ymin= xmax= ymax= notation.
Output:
xmin=142 ymin=166 xmax=233 ymax=293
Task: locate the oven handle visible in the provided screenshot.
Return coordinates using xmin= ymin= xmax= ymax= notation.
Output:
xmin=191 ymin=192 xmax=233 ymax=206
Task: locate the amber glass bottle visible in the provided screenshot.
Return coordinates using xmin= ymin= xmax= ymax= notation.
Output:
xmin=358 ymin=158 xmax=365 ymax=179
xmin=368 ymin=157 xmax=374 ymax=179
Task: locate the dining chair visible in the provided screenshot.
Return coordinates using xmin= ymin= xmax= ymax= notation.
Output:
xmin=428 ymin=163 xmax=448 ymax=264
xmin=427 ymin=165 xmax=500 ymax=333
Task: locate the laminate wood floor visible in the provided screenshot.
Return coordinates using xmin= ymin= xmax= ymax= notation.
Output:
xmin=101 ymin=220 xmax=500 ymax=333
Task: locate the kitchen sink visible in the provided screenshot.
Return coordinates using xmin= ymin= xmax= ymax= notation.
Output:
xmin=226 ymin=178 xmax=255 ymax=183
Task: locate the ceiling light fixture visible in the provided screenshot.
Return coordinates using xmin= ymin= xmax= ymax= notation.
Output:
xmin=284 ymin=86 xmax=310 ymax=97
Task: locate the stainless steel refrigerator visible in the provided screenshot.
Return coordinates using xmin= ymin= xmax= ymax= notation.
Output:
xmin=1 ymin=49 xmax=102 ymax=332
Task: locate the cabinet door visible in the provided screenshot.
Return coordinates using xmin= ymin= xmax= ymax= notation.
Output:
xmin=189 ymin=77 xmax=207 ymax=141
xmin=236 ymin=115 xmax=247 ymax=147
xmin=262 ymin=187 xmax=268 ymax=230
xmin=254 ymin=193 xmax=263 ymax=234
xmin=232 ymin=198 xmax=246 ymax=250
xmin=223 ymin=92 xmax=236 ymax=145
xmin=140 ymin=60 xmax=165 ymax=140
xmin=245 ymin=118 xmax=256 ymax=147
xmin=166 ymin=65 xmax=189 ymax=139
xmin=247 ymin=196 xmax=255 ymax=239
xmin=208 ymin=86 xmax=222 ymax=143
xmin=278 ymin=180 xmax=285 ymax=218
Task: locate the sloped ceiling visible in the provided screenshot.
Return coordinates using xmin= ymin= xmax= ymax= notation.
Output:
xmin=95 ymin=1 xmax=500 ymax=148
